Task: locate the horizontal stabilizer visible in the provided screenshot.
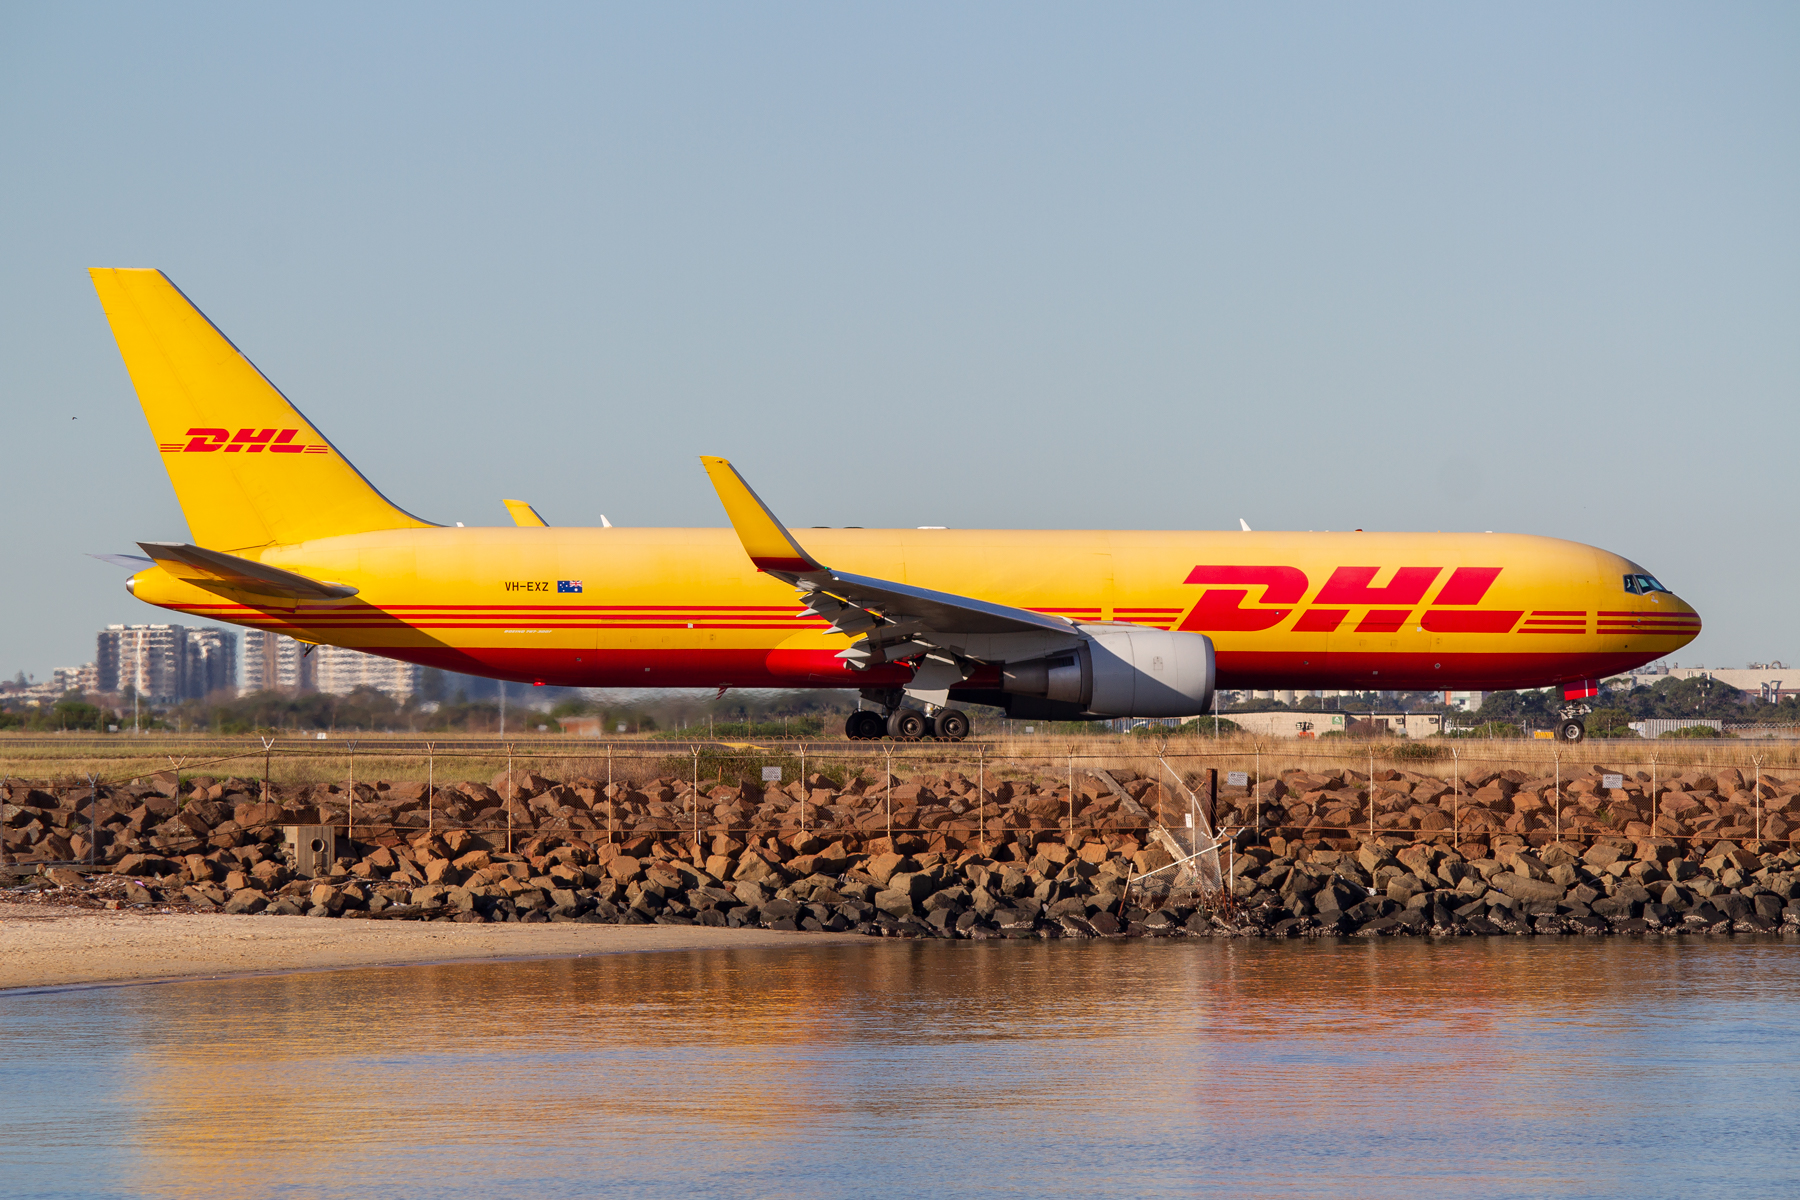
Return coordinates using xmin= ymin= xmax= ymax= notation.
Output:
xmin=136 ymin=541 xmax=357 ymax=600
xmin=88 ymin=552 xmax=155 ymax=570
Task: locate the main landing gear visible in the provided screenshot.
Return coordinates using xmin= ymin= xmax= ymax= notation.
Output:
xmin=844 ymin=704 xmax=970 ymax=742
xmin=1557 ymin=703 xmax=1591 ymax=743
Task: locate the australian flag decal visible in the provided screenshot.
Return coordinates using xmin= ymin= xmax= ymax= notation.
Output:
xmin=557 ymin=580 xmax=583 ymax=593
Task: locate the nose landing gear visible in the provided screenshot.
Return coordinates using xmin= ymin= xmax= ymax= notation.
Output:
xmin=1557 ymin=703 xmax=1591 ymax=742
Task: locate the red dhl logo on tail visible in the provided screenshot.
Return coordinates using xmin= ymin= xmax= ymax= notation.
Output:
xmin=1177 ymin=565 xmax=1526 ymax=634
xmin=159 ymin=428 xmax=330 ymax=455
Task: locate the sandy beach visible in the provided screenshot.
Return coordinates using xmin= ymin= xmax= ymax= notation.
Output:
xmin=0 ymin=906 xmax=865 ymax=992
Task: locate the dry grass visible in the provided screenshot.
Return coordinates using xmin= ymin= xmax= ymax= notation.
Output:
xmin=2 ymin=730 xmax=1796 ymax=792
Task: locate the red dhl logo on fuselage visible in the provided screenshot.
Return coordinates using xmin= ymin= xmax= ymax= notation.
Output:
xmin=159 ymin=427 xmax=330 ymax=454
xmin=1172 ymin=566 xmax=1692 ymax=637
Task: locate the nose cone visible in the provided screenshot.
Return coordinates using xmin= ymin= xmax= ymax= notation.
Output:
xmin=1665 ymin=593 xmax=1702 ymax=648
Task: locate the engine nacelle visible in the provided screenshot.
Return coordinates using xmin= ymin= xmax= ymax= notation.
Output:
xmin=1000 ymin=627 xmax=1215 ymax=718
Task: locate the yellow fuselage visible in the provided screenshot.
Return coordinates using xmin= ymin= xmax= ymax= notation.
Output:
xmin=128 ymin=526 xmax=1700 ymax=693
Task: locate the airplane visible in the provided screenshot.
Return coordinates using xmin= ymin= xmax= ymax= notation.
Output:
xmin=88 ymin=268 xmax=1702 ymax=743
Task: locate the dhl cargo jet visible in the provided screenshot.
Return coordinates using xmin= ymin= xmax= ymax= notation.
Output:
xmin=89 ymin=269 xmax=1701 ymax=742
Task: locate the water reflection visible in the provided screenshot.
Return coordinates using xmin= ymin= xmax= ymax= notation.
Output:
xmin=5 ymin=939 xmax=1798 ymax=1198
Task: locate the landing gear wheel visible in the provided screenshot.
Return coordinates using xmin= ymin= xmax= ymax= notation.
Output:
xmin=1559 ymin=719 xmax=1586 ymax=743
xmin=934 ymin=710 xmax=971 ymax=741
xmin=888 ymin=708 xmax=928 ymax=740
xmin=846 ymin=711 xmax=885 ymax=740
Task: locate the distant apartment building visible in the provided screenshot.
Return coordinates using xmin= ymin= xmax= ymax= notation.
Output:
xmin=50 ymin=664 xmax=101 ymax=694
xmin=185 ymin=628 xmax=237 ymax=699
xmin=95 ymin=624 xmax=237 ymax=703
xmin=242 ymin=629 xmax=317 ymax=692
xmin=241 ymin=630 xmax=420 ymax=700
xmin=313 ymin=643 xmax=422 ymax=700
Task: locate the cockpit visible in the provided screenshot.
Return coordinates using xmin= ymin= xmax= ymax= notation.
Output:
xmin=1623 ymin=574 xmax=1671 ymax=595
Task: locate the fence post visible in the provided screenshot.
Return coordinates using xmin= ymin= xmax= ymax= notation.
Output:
xmin=1651 ymin=756 xmax=1658 ymax=839
xmin=1254 ymin=747 xmax=1261 ymax=845
xmin=1 ymin=775 xmax=8 ymax=870
xmin=506 ymin=743 xmax=515 ymax=855
xmin=1554 ymin=751 xmax=1560 ymax=844
xmin=1452 ymin=746 xmax=1460 ymax=854
xmin=885 ymin=745 xmax=894 ymax=847
xmin=262 ymin=736 xmax=273 ymax=804
xmin=347 ymin=740 xmax=358 ymax=844
xmin=692 ymin=748 xmax=700 ymax=859
xmin=88 ymin=773 xmax=98 ymax=867
xmin=1068 ymin=753 xmax=1075 ymax=848
xmin=607 ymin=744 xmax=614 ymax=846
xmin=1754 ymin=754 xmax=1764 ymax=843
xmin=1368 ymin=750 xmax=1375 ymax=843
xmin=426 ymin=743 xmax=435 ymax=837
xmin=978 ymin=745 xmax=986 ymax=855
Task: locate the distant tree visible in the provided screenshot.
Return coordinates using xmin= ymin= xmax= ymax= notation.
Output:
xmin=1586 ymin=707 xmax=1636 ymax=737
xmin=1473 ymin=689 xmax=1558 ymax=727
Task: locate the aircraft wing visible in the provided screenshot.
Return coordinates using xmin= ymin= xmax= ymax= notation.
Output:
xmin=700 ymin=456 xmax=1071 ymax=664
xmin=136 ymin=541 xmax=359 ymax=601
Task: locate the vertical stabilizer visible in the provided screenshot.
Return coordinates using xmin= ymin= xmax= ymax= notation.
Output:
xmin=89 ymin=268 xmax=434 ymax=551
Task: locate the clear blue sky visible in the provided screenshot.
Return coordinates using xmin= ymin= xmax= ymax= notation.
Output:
xmin=2 ymin=3 xmax=1794 ymax=680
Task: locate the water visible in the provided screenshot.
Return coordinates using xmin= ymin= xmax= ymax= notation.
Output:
xmin=4 ymin=939 xmax=1798 ymax=1199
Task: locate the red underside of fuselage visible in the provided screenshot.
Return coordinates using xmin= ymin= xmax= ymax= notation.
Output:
xmin=372 ymin=645 xmax=1661 ymax=694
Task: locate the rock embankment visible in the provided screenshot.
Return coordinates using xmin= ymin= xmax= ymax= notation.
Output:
xmin=5 ymin=764 xmax=1799 ymax=939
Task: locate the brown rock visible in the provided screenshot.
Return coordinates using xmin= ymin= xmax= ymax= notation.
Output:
xmin=865 ymin=852 xmax=914 ymax=885
xmin=1132 ymin=846 xmax=1174 ymax=875
xmin=251 ymin=860 xmax=290 ymax=889
xmin=114 ymin=853 xmax=176 ymax=877
xmin=44 ymin=866 xmax=85 ymax=889
xmin=453 ymin=849 xmax=492 ymax=871
xmin=606 ymin=855 xmax=644 ymax=883
xmin=232 ymin=801 xmax=284 ymax=830
xmin=223 ymin=890 xmax=268 ymax=915
xmin=1491 ymin=872 xmax=1564 ymax=903
xmin=423 ymin=858 xmax=463 ymax=885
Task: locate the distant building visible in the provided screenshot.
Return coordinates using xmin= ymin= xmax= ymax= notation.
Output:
xmin=97 ymin=625 xmax=183 ymax=702
xmin=239 ymin=631 xmax=421 ymax=699
xmin=1198 ymin=711 xmax=1351 ymax=739
xmin=96 ymin=625 xmax=237 ymax=703
xmin=50 ymin=664 xmax=100 ymax=694
xmin=1629 ymin=718 xmax=1725 ymax=738
xmin=1614 ymin=663 xmax=1798 ymax=703
xmin=185 ymin=628 xmax=238 ymax=699
xmin=242 ymin=630 xmax=317 ymax=692
xmin=312 ymin=643 xmax=422 ymax=701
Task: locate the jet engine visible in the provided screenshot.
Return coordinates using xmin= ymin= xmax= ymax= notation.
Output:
xmin=997 ymin=627 xmax=1214 ymax=719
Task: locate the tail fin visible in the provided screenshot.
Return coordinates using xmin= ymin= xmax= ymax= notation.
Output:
xmin=89 ymin=269 xmax=434 ymax=552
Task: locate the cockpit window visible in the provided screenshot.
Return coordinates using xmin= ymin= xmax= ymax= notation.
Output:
xmin=1623 ymin=574 xmax=1670 ymax=595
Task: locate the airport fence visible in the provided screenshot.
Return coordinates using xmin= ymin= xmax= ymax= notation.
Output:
xmin=4 ymin=734 xmax=1798 ymax=872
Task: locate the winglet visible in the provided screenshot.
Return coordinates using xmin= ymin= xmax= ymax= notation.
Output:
xmin=699 ymin=456 xmax=823 ymax=575
xmin=502 ymin=499 xmax=548 ymax=527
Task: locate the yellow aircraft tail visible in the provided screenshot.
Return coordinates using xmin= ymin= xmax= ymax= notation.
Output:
xmin=89 ymin=268 xmax=434 ymax=552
